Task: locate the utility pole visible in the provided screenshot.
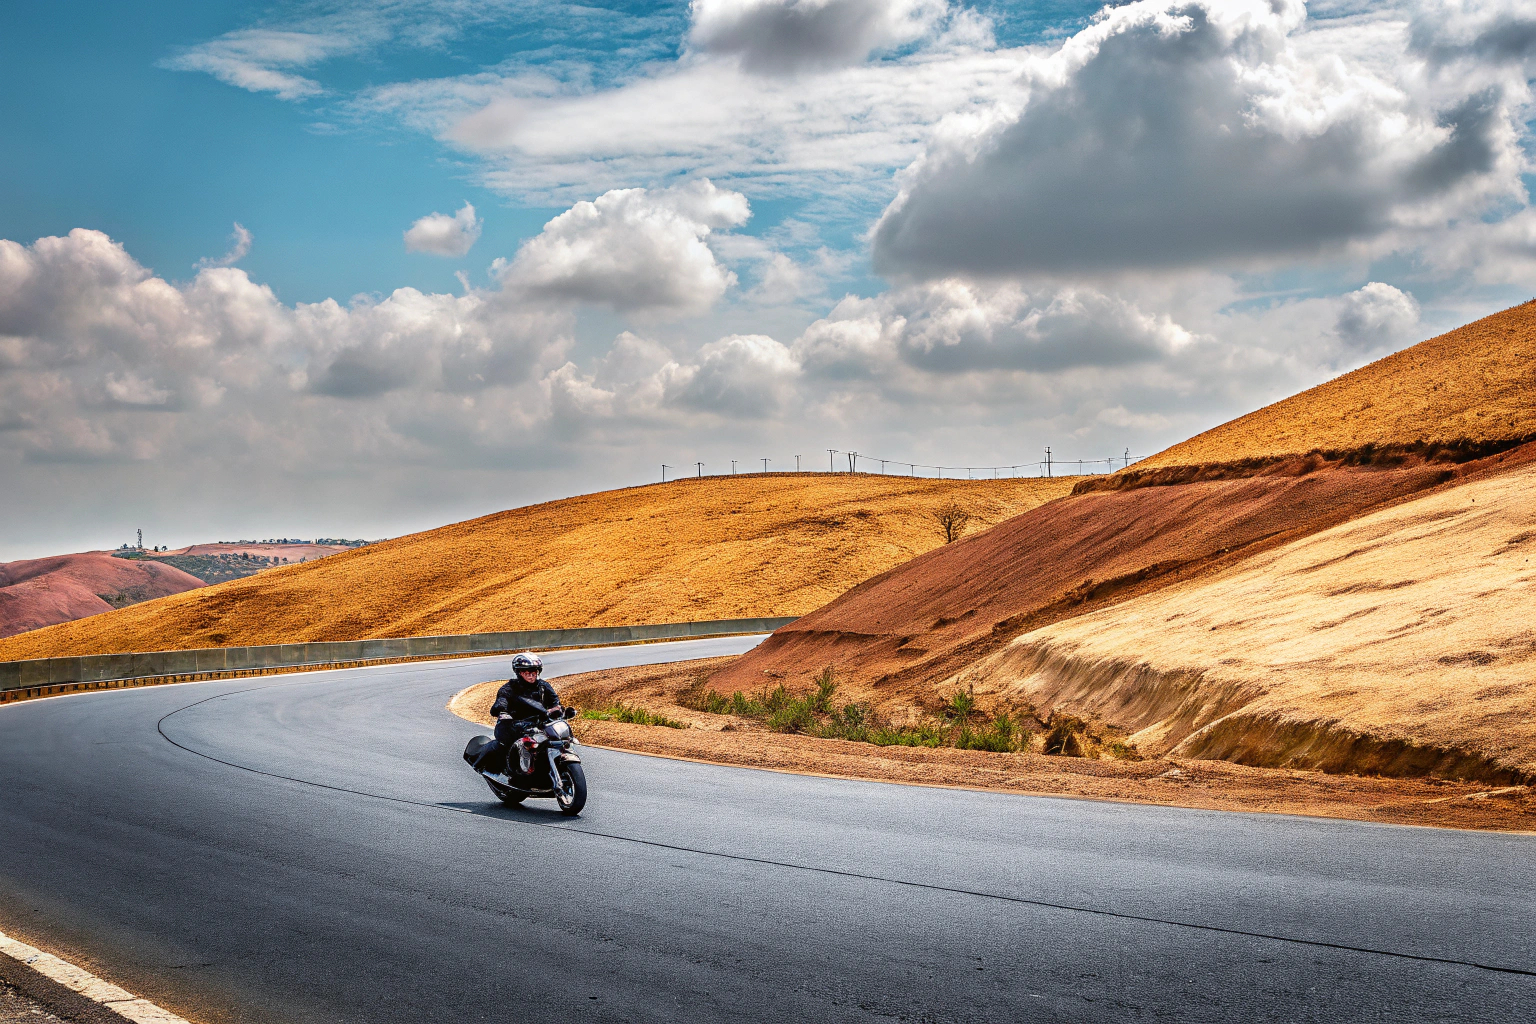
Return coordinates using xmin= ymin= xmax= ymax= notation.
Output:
xmin=1124 ymin=448 xmax=1130 ymax=469
xmin=880 ymin=459 xmax=887 ymax=474
xmin=827 ymin=450 xmax=837 ymax=472
xmin=731 ymin=460 xmax=738 ymax=474
xmin=1045 ymin=446 xmax=1052 ymax=478
xmin=662 ymin=464 xmax=673 ymax=483
xmin=848 ymin=452 xmax=857 ymax=473
xmin=696 ymin=462 xmax=704 ymax=478
xmin=909 ymin=464 xmax=914 ymax=476
xmin=795 ymin=455 xmax=801 ymax=472
xmin=761 ymin=458 xmax=770 ymax=473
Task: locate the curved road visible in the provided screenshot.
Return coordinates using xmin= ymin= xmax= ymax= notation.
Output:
xmin=1 ymin=637 xmax=1532 ymax=1023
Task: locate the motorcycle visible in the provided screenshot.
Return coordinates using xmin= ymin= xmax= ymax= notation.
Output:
xmin=463 ymin=706 xmax=587 ymax=815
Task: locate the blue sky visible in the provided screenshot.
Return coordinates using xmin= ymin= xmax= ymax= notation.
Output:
xmin=1 ymin=0 xmax=1534 ymax=558
xmin=1 ymin=1 xmax=1112 ymax=306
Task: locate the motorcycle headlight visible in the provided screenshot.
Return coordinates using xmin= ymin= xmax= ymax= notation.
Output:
xmin=546 ymin=720 xmax=572 ymax=741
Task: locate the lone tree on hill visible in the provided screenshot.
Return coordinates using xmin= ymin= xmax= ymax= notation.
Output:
xmin=930 ymin=502 xmax=974 ymax=543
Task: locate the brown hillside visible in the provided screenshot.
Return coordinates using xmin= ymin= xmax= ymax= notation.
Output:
xmin=0 ymin=554 xmax=204 ymax=639
xmin=1137 ymin=299 xmax=1536 ymax=469
xmin=956 ymin=448 xmax=1536 ymax=783
xmin=0 ymin=474 xmax=1069 ymax=660
xmin=711 ymin=446 xmax=1534 ymax=708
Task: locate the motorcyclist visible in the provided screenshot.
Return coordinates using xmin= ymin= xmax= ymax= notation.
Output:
xmin=483 ymin=652 xmax=562 ymax=775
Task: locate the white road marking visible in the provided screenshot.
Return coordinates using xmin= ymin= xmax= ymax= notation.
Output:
xmin=0 ymin=929 xmax=193 ymax=1024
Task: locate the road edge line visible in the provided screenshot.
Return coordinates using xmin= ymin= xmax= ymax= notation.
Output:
xmin=0 ymin=929 xmax=192 ymax=1024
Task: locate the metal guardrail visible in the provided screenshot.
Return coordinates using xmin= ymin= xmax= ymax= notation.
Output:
xmin=0 ymin=617 xmax=796 ymax=694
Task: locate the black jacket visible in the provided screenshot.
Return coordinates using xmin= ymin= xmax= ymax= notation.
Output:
xmin=491 ymin=677 xmax=561 ymax=723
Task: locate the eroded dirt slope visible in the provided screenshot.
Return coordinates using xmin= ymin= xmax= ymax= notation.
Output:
xmin=0 ymin=475 xmax=1068 ymax=659
xmin=713 ymin=448 xmax=1521 ymax=709
xmin=954 ymin=449 xmax=1536 ymax=784
xmin=0 ymin=554 xmax=204 ymax=639
xmin=1138 ymin=299 xmax=1536 ymax=469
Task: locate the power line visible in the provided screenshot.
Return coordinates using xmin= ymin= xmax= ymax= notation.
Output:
xmin=663 ymin=449 xmax=1148 ymax=481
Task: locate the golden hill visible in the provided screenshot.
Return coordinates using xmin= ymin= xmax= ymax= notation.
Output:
xmin=954 ymin=445 xmax=1536 ymax=783
xmin=0 ymin=474 xmax=1070 ymax=660
xmin=1138 ymin=299 xmax=1536 ymax=469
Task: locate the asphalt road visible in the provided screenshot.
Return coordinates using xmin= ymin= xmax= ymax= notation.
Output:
xmin=1 ymin=636 xmax=1532 ymax=1023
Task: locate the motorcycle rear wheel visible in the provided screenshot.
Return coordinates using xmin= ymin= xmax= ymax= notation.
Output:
xmin=555 ymin=762 xmax=587 ymax=816
xmin=486 ymin=778 xmax=525 ymax=805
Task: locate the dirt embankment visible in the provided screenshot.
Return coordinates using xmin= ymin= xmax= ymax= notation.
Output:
xmin=712 ymin=446 xmax=1522 ymax=715
xmin=449 ymin=664 xmax=1536 ymax=832
xmin=955 ymin=445 xmax=1536 ymax=786
xmin=1136 ymin=298 xmax=1536 ymax=470
xmin=0 ymin=474 xmax=1070 ymax=660
xmin=0 ymin=554 xmax=204 ymax=640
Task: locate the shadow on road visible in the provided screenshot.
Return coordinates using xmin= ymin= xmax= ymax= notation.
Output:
xmin=434 ymin=800 xmax=577 ymax=821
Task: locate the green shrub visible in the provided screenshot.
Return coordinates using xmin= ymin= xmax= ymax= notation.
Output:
xmin=766 ymin=702 xmax=813 ymax=733
xmin=696 ymin=690 xmax=731 ymax=715
xmin=670 ymin=668 xmax=1057 ymax=755
xmin=943 ymin=686 xmax=977 ymax=722
xmin=580 ymin=703 xmax=686 ymax=729
xmin=811 ymin=667 xmax=837 ymax=714
xmin=957 ymin=712 xmax=1019 ymax=752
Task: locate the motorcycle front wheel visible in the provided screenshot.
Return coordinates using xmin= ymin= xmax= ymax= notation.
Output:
xmin=555 ymin=762 xmax=587 ymax=816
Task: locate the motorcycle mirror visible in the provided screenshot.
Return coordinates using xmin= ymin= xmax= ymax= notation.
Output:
xmin=563 ymin=706 xmax=578 ymax=719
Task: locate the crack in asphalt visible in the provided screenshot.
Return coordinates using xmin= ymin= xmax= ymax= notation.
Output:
xmin=156 ymin=691 xmax=1536 ymax=982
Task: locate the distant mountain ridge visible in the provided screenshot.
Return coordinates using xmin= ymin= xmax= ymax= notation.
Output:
xmin=0 ymin=553 xmax=204 ymax=640
xmin=0 ymin=541 xmax=363 ymax=640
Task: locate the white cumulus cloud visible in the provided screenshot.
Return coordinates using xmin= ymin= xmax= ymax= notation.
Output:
xmin=873 ymin=0 xmax=1530 ymax=276
xmin=1334 ymin=282 xmax=1422 ymax=352
xmin=404 ymin=203 xmax=483 ymax=258
xmin=0 ymin=229 xmax=570 ymax=463
xmin=500 ymin=181 xmax=751 ymax=316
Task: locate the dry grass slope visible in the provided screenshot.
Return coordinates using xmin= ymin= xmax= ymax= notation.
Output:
xmin=1138 ymin=299 xmax=1536 ymax=469
xmin=956 ymin=452 xmax=1536 ymax=783
xmin=0 ymin=474 xmax=1070 ymax=660
xmin=714 ymin=451 xmax=1485 ymax=706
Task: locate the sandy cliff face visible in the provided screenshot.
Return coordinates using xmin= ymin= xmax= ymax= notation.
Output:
xmin=954 ymin=452 xmax=1536 ymax=783
xmin=711 ymin=449 xmax=1504 ymax=705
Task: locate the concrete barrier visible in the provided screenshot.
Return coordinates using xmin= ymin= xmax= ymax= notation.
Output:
xmin=0 ymin=617 xmax=795 ymax=695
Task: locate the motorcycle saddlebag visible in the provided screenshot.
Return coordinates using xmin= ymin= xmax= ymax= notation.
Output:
xmin=463 ymin=735 xmax=497 ymax=767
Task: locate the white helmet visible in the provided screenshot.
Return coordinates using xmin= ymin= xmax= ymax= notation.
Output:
xmin=510 ymin=652 xmax=543 ymax=677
